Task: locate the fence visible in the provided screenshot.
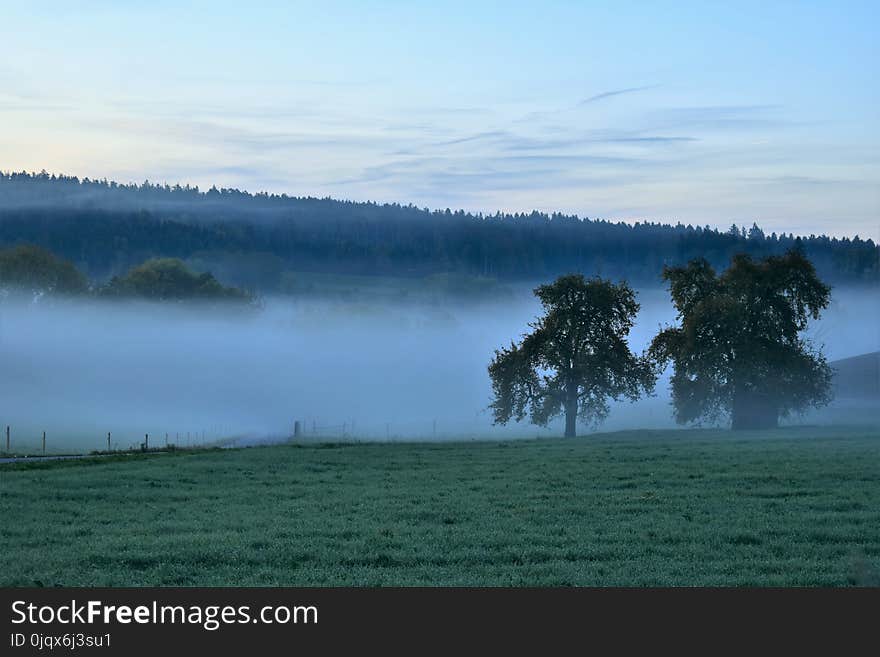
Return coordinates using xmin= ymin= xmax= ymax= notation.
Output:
xmin=0 ymin=423 xmax=239 ymax=458
xmin=0 ymin=416 xmax=506 ymax=457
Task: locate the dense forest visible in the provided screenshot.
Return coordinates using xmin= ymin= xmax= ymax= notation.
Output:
xmin=1 ymin=170 xmax=877 ymax=292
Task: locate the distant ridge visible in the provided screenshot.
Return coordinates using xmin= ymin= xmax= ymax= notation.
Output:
xmin=830 ymin=352 xmax=880 ymax=400
xmin=1 ymin=170 xmax=878 ymax=287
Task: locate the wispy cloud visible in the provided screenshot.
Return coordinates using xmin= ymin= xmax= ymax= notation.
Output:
xmin=514 ymin=84 xmax=659 ymax=126
xmin=424 ymin=128 xmax=698 ymax=153
xmin=603 ymin=136 xmax=697 ymax=144
xmin=646 ymin=104 xmax=785 ymax=131
xmin=84 ymin=116 xmax=400 ymax=155
xmin=433 ymin=131 xmax=510 ymax=147
xmin=328 ymin=151 xmax=646 ymax=191
xmin=579 ymin=85 xmax=658 ymax=106
xmin=739 ymin=175 xmax=847 ymax=187
xmin=405 ymin=106 xmax=495 ymax=116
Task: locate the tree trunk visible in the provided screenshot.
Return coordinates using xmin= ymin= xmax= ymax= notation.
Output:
xmin=564 ymin=383 xmax=578 ymax=438
xmin=731 ymin=389 xmax=778 ymax=430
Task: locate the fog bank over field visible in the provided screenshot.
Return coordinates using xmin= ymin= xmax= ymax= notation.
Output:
xmin=1 ymin=285 xmax=877 ymax=452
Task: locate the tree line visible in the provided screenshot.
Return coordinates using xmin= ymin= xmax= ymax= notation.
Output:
xmin=1 ymin=171 xmax=877 ymax=288
xmin=0 ymin=244 xmax=251 ymax=303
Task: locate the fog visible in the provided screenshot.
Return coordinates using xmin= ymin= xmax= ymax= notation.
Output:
xmin=1 ymin=286 xmax=877 ymax=453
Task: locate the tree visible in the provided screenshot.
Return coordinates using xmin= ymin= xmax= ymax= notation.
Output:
xmin=649 ymin=250 xmax=833 ymax=429
xmin=0 ymin=244 xmax=88 ymax=296
xmin=100 ymin=258 xmax=252 ymax=302
xmin=488 ymin=274 xmax=656 ymax=437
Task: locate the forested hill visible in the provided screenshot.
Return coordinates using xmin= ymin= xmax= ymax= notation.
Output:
xmin=1 ymin=170 xmax=877 ymax=288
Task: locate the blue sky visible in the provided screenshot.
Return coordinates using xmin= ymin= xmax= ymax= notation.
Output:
xmin=1 ymin=1 xmax=877 ymax=238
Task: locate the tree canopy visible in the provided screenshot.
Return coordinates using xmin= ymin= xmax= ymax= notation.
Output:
xmin=0 ymin=244 xmax=88 ymax=296
xmin=489 ymin=274 xmax=656 ymax=437
xmin=649 ymin=250 xmax=833 ymax=429
xmin=100 ymin=258 xmax=252 ymax=303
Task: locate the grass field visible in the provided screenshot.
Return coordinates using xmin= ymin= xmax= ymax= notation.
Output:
xmin=1 ymin=426 xmax=879 ymax=586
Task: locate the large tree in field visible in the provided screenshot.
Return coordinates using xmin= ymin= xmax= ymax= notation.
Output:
xmin=488 ymin=274 xmax=655 ymax=437
xmin=649 ymin=250 xmax=833 ymax=430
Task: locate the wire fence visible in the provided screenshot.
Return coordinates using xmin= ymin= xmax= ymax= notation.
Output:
xmin=0 ymin=413 xmax=550 ymax=458
xmin=0 ymin=423 xmax=243 ymax=458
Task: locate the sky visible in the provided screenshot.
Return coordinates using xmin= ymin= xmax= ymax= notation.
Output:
xmin=1 ymin=1 xmax=877 ymax=239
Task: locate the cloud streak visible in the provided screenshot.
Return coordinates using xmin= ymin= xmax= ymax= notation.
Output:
xmin=645 ymin=104 xmax=786 ymax=131
xmin=579 ymin=85 xmax=658 ymax=106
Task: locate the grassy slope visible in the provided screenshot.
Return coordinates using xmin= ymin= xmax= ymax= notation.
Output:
xmin=1 ymin=427 xmax=878 ymax=586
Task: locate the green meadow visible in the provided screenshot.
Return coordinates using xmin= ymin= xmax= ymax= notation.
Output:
xmin=2 ymin=426 xmax=878 ymax=586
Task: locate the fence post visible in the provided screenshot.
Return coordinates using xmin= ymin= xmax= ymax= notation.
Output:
xmin=165 ymin=432 xmax=168 ymax=448
xmin=107 ymin=431 xmax=111 ymax=452
xmin=5 ymin=425 xmax=9 ymax=452
xmin=145 ymin=433 xmax=149 ymax=451
xmin=42 ymin=431 xmax=46 ymax=454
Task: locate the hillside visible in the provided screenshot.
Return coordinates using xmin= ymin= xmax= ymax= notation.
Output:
xmin=832 ymin=352 xmax=880 ymax=400
xmin=1 ymin=171 xmax=877 ymax=291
